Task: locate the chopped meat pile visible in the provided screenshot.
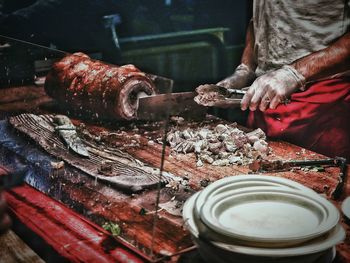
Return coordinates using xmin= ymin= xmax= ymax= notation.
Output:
xmin=166 ymin=124 xmax=270 ymax=166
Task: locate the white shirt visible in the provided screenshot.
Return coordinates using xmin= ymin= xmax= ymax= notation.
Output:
xmin=253 ymin=0 xmax=350 ymax=76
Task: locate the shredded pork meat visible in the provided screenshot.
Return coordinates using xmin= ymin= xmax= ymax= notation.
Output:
xmin=166 ymin=123 xmax=270 ymax=166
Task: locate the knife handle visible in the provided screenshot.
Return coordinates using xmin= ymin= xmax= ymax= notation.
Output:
xmin=53 ymin=115 xmax=73 ymax=126
xmin=227 ymin=89 xmax=246 ymax=96
xmin=55 ymin=125 xmax=76 ymax=131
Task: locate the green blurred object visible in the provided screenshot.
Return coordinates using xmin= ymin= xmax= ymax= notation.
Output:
xmin=139 ymin=207 xmax=147 ymax=216
xmin=102 ymin=222 xmax=121 ymax=237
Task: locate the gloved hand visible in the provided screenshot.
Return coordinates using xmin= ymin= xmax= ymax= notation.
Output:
xmin=217 ymin=63 xmax=256 ymax=89
xmin=241 ymin=65 xmax=305 ymax=111
xmin=0 ymin=166 xmax=11 ymax=235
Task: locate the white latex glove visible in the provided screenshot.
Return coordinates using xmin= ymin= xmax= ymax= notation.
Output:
xmin=217 ymin=63 xmax=256 ymax=89
xmin=241 ymin=65 xmax=305 ymax=111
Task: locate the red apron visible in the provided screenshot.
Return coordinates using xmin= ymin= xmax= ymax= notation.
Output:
xmin=247 ymin=78 xmax=350 ymax=160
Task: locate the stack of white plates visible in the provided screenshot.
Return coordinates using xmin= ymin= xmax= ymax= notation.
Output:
xmin=183 ymin=175 xmax=345 ymax=263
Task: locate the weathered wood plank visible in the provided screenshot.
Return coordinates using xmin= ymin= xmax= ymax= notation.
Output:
xmin=0 ymin=230 xmax=45 ymax=263
xmin=0 ymin=86 xmax=46 ymax=104
xmin=0 ymin=120 xmax=192 ymax=259
xmin=79 ymin=118 xmax=340 ymax=196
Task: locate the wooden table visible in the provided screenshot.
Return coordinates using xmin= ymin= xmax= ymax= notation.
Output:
xmin=0 ymin=85 xmax=349 ymax=263
xmin=0 ymin=230 xmax=44 ymax=263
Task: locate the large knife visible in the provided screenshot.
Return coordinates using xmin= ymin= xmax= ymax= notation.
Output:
xmin=137 ymin=92 xmax=207 ymax=121
xmin=53 ymin=115 xmax=89 ymax=158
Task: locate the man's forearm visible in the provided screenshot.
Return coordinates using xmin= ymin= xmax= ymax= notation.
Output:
xmin=215 ymin=20 xmax=256 ymax=89
xmin=292 ymin=32 xmax=350 ymax=82
xmin=241 ymin=20 xmax=257 ymax=71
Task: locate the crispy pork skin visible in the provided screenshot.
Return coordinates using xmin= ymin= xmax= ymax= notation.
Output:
xmin=45 ymin=53 xmax=156 ymax=120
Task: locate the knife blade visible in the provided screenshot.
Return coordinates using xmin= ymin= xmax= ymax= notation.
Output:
xmin=137 ymin=92 xmax=207 ymax=121
xmin=53 ymin=115 xmax=89 ymax=158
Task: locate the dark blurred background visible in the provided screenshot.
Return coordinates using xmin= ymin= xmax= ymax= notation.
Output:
xmin=0 ymin=0 xmax=251 ymax=46
xmin=0 ymin=0 xmax=252 ymax=96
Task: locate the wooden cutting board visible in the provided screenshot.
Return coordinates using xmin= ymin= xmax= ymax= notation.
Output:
xmin=9 ymin=113 xmax=175 ymax=192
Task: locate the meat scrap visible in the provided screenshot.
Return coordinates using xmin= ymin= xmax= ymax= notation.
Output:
xmin=166 ymin=124 xmax=270 ymax=166
xmin=45 ymin=53 xmax=156 ymax=120
xmin=194 ymin=85 xmax=226 ymax=107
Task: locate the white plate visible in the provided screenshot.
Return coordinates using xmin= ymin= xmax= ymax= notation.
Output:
xmin=194 ymin=238 xmax=335 ymax=263
xmin=341 ymin=196 xmax=350 ymax=220
xmin=195 ymin=186 xmax=329 ymax=247
xmin=183 ymin=193 xmax=345 ymax=257
xmin=200 ymin=188 xmax=339 ymax=244
xmin=195 ymin=175 xmax=318 ymax=216
xmin=183 ymin=192 xmax=202 ymax=236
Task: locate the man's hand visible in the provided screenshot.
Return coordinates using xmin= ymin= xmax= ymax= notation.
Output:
xmin=217 ymin=64 xmax=256 ymax=90
xmin=0 ymin=166 xmax=11 ymax=235
xmin=241 ymin=65 xmax=305 ymax=111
